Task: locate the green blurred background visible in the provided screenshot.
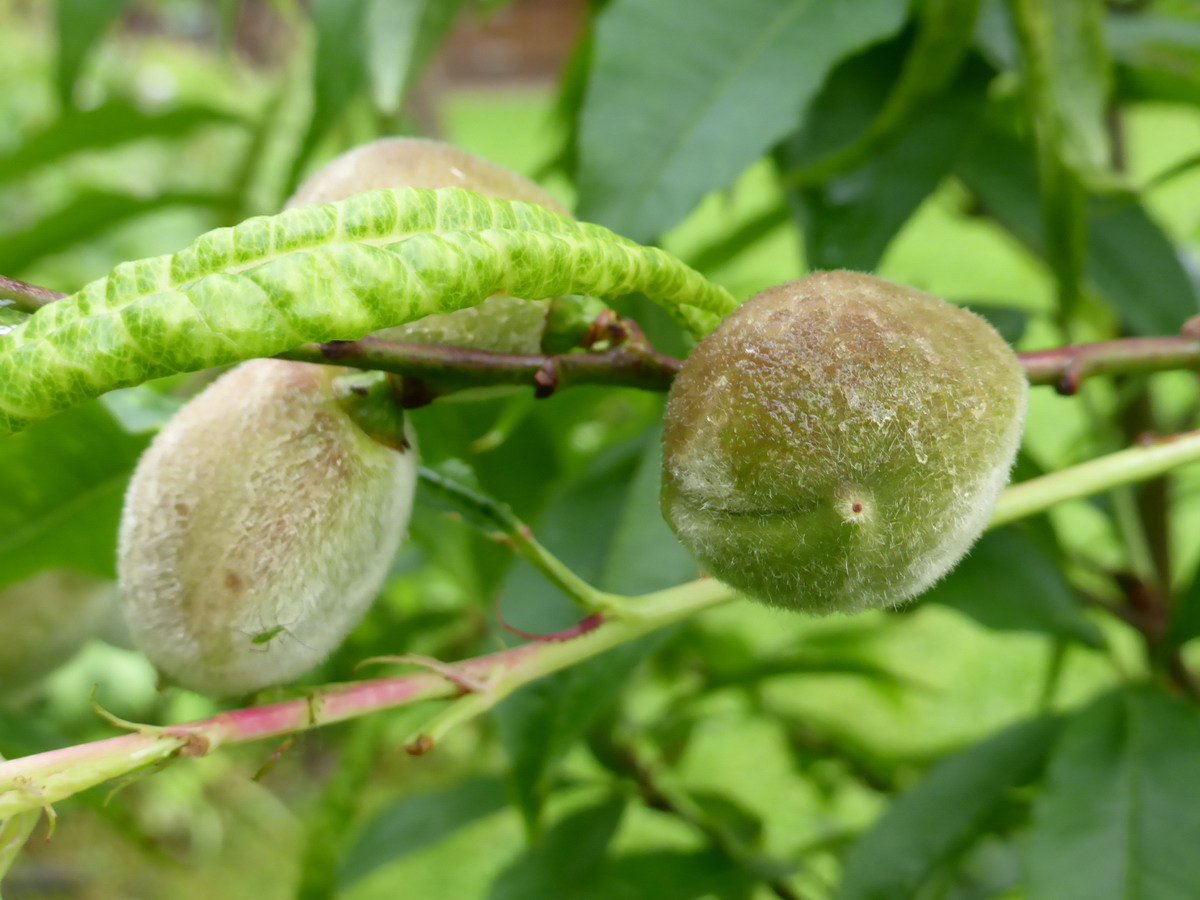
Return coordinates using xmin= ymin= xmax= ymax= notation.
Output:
xmin=4 ymin=0 xmax=1200 ymax=897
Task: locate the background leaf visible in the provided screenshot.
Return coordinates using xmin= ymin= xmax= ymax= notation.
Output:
xmin=786 ymin=0 xmax=982 ymax=183
xmin=365 ymin=0 xmax=468 ymax=116
xmin=841 ymin=716 xmax=1059 ymax=900
xmin=0 ymin=101 xmax=243 ymax=188
xmin=1027 ymin=687 xmax=1200 ymax=900
xmin=288 ymin=0 xmax=370 ymax=190
xmin=782 ymin=46 xmax=992 ymax=270
xmin=592 ymin=850 xmax=755 ymax=900
xmin=487 ymin=794 xmax=626 ymax=900
xmin=956 ymin=122 xmax=1199 ymax=334
xmin=1020 ymin=0 xmax=1112 ymax=178
xmin=0 ymin=402 xmax=148 ymax=593
xmin=55 ymin=0 xmax=132 ymax=108
xmin=340 ymin=775 xmax=509 ymax=887
xmin=576 ymin=0 xmax=908 ymax=240
xmin=1168 ymin=567 xmax=1200 ymax=648
xmin=0 ymin=190 xmax=231 ymax=276
xmin=920 ymin=526 xmax=1104 ymax=648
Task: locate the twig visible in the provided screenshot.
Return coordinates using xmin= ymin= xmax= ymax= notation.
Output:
xmin=283 ymin=329 xmax=1200 ymax=400
xmin=279 ymin=333 xmax=681 ymax=405
xmin=0 ymin=275 xmax=65 ymax=314
xmin=1020 ymin=330 xmax=1200 ymax=394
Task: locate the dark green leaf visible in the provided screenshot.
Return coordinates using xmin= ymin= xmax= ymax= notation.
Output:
xmin=706 ymin=651 xmax=916 ymax=696
xmin=55 ymin=0 xmax=133 ymax=108
xmin=598 ymin=428 xmax=700 ymax=597
xmin=956 ymin=123 xmax=1199 ymax=335
xmin=787 ymin=0 xmax=983 ymax=184
xmin=1027 ymin=687 xmax=1200 ymax=900
xmin=0 ymin=402 xmax=149 ymax=593
xmin=288 ymin=0 xmax=370 ymax=190
xmin=686 ymin=205 xmax=790 ymax=275
xmin=973 ymin=0 xmax=1018 ymax=71
xmin=783 ymin=50 xmax=992 ymax=270
xmin=929 ymin=836 xmax=1024 ymax=900
xmin=966 ymin=304 xmax=1030 ymax=344
xmin=1168 ymin=566 xmax=1200 ymax=647
xmin=921 ymin=527 xmax=1104 ymax=648
xmin=340 ymin=776 xmax=509 ymax=886
xmin=488 ymin=795 xmax=626 ymax=900
xmin=1109 ymin=13 xmax=1200 ymax=105
xmin=591 ymin=850 xmax=756 ymax=900
xmin=0 ymin=100 xmax=243 ymax=188
xmin=576 ymin=0 xmax=908 ymax=241
xmin=0 ymin=190 xmax=230 ymax=276
xmin=841 ymin=716 xmax=1060 ymax=900
xmin=690 ymin=791 xmax=763 ymax=848
xmin=1085 ymin=191 xmax=1200 ymax=335
xmin=365 ymin=0 xmax=467 ymax=115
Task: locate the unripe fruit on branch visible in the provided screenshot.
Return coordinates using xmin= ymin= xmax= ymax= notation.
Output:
xmin=118 ymin=359 xmax=417 ymax=696
xmin=662 ymin=271 xmax=1026 ymax=614
xmin=288 ymin=137 xmax=578 ymax=354
xmin=0 ymin=571 xmax=116 ymax=698
xmin=287 ymin=137 xmax=570 ymax=215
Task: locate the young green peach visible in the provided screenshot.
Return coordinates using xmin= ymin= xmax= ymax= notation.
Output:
xmin=661 ymin=271 xmax=1026 ymax=614
xmin=118 ymin=359 xmax=417 ymax=696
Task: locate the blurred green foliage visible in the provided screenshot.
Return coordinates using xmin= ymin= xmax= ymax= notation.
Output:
xmin=4 ymin=0 xmax=1200 ymax=897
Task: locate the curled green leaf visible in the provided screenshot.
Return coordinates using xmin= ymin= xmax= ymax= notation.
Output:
xmin=0 ymin=187 xmax=735 ymax=436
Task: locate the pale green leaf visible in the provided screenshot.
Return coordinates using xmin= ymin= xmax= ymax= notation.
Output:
xmin=0 ymin=100 xmax=243 ymax=188
xmin=365 ymin=0 xmax=468 ymax=115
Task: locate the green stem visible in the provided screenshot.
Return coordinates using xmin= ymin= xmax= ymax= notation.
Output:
xmin=991 ymin=431 xmax=1200 ymax=527
xmin=416 ymin=467 xmax=623 ymax=615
